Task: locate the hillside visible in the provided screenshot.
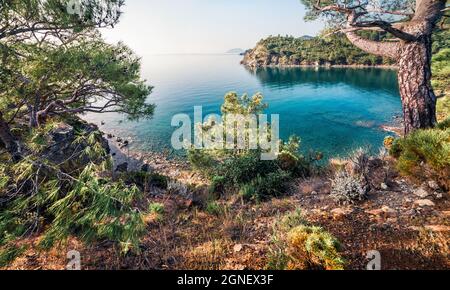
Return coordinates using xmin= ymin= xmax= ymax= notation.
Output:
xmin=241 ymin=33 xmax=396 ymax=68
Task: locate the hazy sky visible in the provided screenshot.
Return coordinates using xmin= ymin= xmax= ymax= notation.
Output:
xmin=101 ymin=0 xmax=324 ymax=55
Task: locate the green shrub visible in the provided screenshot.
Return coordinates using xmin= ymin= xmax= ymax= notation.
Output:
xmin=209 ymin=176 xmax=226 ymax=196
xmin=389 ymin=127 xmax=450 ymax=187
xmin=240 ymin=171 xmax=291 ymax=201
xmin=437 ymin=117 xmax=450 ymax=130
xmin=286 ymin=225 xmax=345 ymax=270
xmin=205 ymin=201 xmax=224 ymax=216
xmin=278 ymin=208 xmax=306 ymax=231
xmin=267 ymin=210 xmax=344 ymax=270
xmin=218 ymin=151 xmax=279 ymax=186
xmin=148 ymin=202 xmax=165 ymax=215
xmin=187 ymin=94 xmax=318 ymax=201
xmin=0 ymin=129 xmax=149 ymax=266
xmin=0 ymin=245 xmax=27 ymax=268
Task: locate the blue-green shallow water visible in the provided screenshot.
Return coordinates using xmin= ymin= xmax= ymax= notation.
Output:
xmin=84 ymin=54 xmax=402 ymax=158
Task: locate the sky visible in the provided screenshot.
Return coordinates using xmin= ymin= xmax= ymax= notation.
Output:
xmin=101 ymin=0 xmax=325 ymax=55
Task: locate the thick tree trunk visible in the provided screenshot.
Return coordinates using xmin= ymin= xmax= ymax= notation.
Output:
xmin=0 ymin=111 xmax=22 ymax=161
xmin=398 ymin=36 xmax=437 ymax=134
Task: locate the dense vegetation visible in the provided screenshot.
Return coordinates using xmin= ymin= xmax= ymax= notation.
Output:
xmin=432 ymin=28 xmax=450 ymax=121
xmin=242 ymin=32 xmax=395 ymax=67
xmin=0 ymin=0 xmax=155 ymax=265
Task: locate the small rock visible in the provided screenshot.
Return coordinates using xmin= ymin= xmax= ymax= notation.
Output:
xmin=381 ymin=183 xmax=388 ymax=190
xmin=116 ymin=137 xmax=123 ymax=143
xmin=413 ymin=188 xmax=429 ymax=198
xmin=331 ymin=207 xmax=353 ymax=219
xmin=115 ymin=162 xmax=128 ymax=172
xmin=414 ymin=199 xmax=435 ymax=207
xmin=366 ymin=206 xmax=396 ymax=218
xmin=101 ymin=121 xmax=105 ymax=125
xmin=233 ymin=244 xmax=243 ymax=253
xmin=310 ymin=191 xmax=318 ymax=196
xmin=428 ymin=180 xmax=440 ymax=190
xmin=381 ymin=206 xmax=396 ymax=217
xmin=434 ymin=192 xmax=444 ymax=200
xmin=107 ymin=134 xmax=113 ymax=139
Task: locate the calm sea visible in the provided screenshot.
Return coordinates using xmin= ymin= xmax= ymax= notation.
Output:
xmin=84 ymin=54 xmax=402 ymax=158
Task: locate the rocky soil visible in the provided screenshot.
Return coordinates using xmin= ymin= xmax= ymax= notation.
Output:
xmin=6 ymin=139 xmax=448 ymax=270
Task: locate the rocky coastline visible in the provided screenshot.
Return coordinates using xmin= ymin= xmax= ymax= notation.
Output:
xmin=240 ymin=43 xmax=397 ymax=69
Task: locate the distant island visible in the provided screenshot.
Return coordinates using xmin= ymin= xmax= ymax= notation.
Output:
xmin=226 ymin=48 xmax=246 ymax=55
xmin=241 ymin=33 xmax=396 ymax=68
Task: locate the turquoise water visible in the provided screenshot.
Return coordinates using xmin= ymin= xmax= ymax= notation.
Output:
xmin=84 ymin=54 xmax=402 ymax=158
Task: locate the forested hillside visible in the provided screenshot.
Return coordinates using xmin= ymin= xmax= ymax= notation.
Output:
xmin=241 ymin=32 xmax=396 ymax=67
xmin=242 ymin=29 xmax=448 ymax=69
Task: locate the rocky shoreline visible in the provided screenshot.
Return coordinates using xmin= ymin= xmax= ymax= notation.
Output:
xmin=103 ymin=130 xmax=206 ymax=185
xmin=243 ymin=63 xmax=398 ymax=70
xmin=240 ymin=43 xmax=397 ymax=69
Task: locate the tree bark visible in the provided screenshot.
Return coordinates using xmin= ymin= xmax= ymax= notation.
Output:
xmin=342 ymin=0 xmax=446 ymax=134
xmin=398 ymin=36 xmax=437 ymax=134
xmin=0 ymin=111 xmax=21 ymax=161
xmin=346 ymin=32 xmax=400 ymax=59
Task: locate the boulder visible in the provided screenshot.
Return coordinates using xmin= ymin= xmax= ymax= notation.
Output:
xmin=428 ymin=180 xmax=440 ymax=190
xmin=365 ymin=206 xmax=396 ymax=218
xmin=413 ymin=188 xmax=429 ymax=199
xmin=331 ymin=207 xmax=354 ymax=219
xmin=414 ymin=199 xmax=435 ymax=207
xmin=43 ymin=120 xmax=110 ymax=170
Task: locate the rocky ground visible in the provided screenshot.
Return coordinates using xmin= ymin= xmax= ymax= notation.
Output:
xmin=6 ymin=135 xmax=448 ymax=269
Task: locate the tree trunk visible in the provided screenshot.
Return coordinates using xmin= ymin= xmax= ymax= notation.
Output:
xmin=0 ymin=111 xmax=22 ymax=161
xmin=398 ymin=36 xmax=437 ymax=135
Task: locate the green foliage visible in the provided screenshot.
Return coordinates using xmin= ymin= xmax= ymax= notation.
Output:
xmin=278 ymin=208 xmax=306 ymax=232
xmin=286 ymin=225 xmax=345 ymax=270
xmin=0 ymin=0 xmax=153 ymax=267
xmin=0 ymin=127 xmax=148 ymax=266
xmin=0 ymin=245 xmax=27 ymax=268
xmin=432 ymin=47 xmax=450 ymax=121
xmin=148 ymin=202 xmax=165 ymax=215
xmin=209 ymin=176 xmax=226 ymax=195
xmin=205 ymin=201 xmax=224 ymax=216
xmin=251 ymin=32 xmax=395 ymax=66
xmin=221 ymin=91 xmax=267 ymax=115
xmin=389 ymin=125 xmax=450 ymax=189
xmin=1 ymin=162 xmax=146 ymax=253
xmin=238 ymin=172 xmax=290 ymax=202
xmin=436 ymin=118 xmax=450 ymax=130
xmin=267 ymin=210 xmax=344 ymax=270
xmin=188 ymin=94 xmax=317 ymax=201
xmin=1 ymin=1 xmax=153 ymax=129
